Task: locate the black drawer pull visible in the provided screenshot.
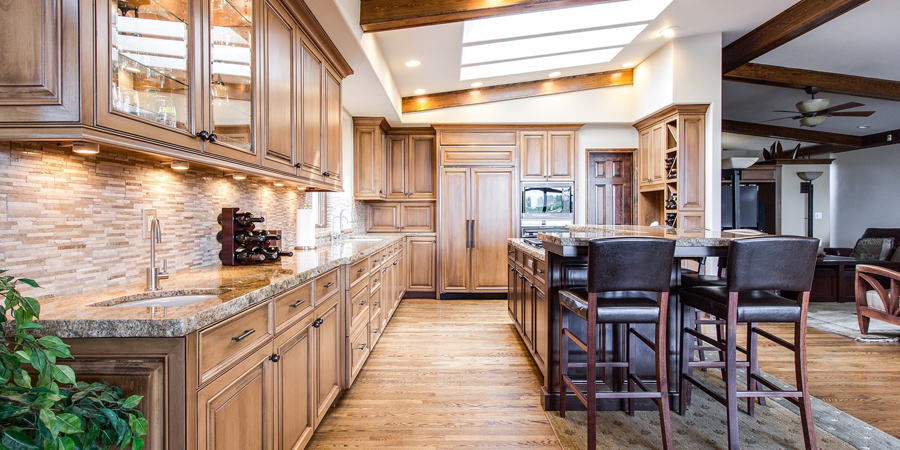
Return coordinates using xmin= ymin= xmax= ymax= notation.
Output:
xmin=359 ymin=300 xmax=367 ymax=306
xmin=392 ymin=262 xmax=398 ymax=266
xmin=323 ymin=282 xmax=334 ymax=288
xmin=289 ymin=300 xmax=306 ymax=309
xmin=373 ymin=328 xmax=379 ymax=334
xmin=232 ymin=329 xmax=256 ymax=342
xmin=517 ymin=273 xmax=524 ymax=279
xmin=357 ymin=268 xmax=365 ymax=273
xmin=358 ymin=343 xmax=367 ymax=351
xmin=374 ymin=301 xmax=379 ymax=306
xmin=372 ymin=278 xmax=380 ymax=283
xmin=373 ymin=259 xmax=380 ymax=263
xmin=312 ymin=318 xmax=323 ymax=328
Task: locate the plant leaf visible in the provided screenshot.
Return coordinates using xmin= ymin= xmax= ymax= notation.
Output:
xmin=122 ymin=395 xmax=142 ymax=410
xmin=18 ymin=278 xmax=40 ymax=288
xmin=55 ymin=413 xmax=82 ymax=435
xmin=57 ymin=437 xmax=74 ymax=450
xmin=20 ymin=295 xmax=40 ymax=318
xmin=131 ymin=436 xmax=144 ymax=450
xmin=51 ymin=365 xmax=77 ymax=386
xmin=128 ymin=415 xmax=148 ymax=436
xmin=1 ymin=430 xmax=40 ymax=450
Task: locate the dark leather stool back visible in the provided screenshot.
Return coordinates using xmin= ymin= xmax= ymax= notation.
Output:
xmin=587 ymin=238 xmax=676 ymax=293
xmin=726 ymin=236 xmax=820 ymax=292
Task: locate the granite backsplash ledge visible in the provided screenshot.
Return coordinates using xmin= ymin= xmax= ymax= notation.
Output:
xmin=0 ymin=141 xmax=364 ymax=298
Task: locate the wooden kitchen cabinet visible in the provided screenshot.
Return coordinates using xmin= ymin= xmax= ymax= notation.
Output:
xmin=386 ymin=134 xmax=436 ymax=200
xmin=519 ymin=130 xmax=575 ymax=181
xmin=197 ymin=344 xmax=274 ymax=450
xmin=407 ymin=236 xmax=437 ymax=292
xmin=274 ymin=315 xmax=315 ymax=450
xmin=365 ymin=202 xmax=434 ymax=232
xmin=0 ymin=0 xmax=351 ymax=190
xmin=312 ymin=294 xmax=341 ymax=426
xmin=353 ymin=118 xmax=389 ymax=199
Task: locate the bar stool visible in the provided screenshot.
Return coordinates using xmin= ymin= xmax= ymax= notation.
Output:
xmin=558 ymin=237 xmax=676 ymax=450
xmin=682 ymin=257 xmax=729 ymax=377
xmin=679 ymin=236 xmax=820 ymax=450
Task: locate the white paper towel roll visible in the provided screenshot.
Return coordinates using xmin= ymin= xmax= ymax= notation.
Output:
xmin=295 ymin=208 xmax=316 ymax=249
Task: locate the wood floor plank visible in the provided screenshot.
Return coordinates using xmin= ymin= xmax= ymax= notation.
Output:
xmin=307 ymin=299 xmax=562 ymax=449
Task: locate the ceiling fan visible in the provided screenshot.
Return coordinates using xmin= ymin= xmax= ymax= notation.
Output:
xmin=764 ymin=86 xmax=875 ymax=127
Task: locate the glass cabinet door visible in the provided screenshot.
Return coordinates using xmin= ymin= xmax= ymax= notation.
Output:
xmin=207 ymin=0 xmax=255 ymax=156
xmin=110 ymin=0 xmax=191 ymax=132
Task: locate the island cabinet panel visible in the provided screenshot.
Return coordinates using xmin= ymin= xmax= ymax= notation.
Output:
xmin=197 ymin=344 xmax=274 ymax=450
xmin=67 ymin=339 xmax=186 ymax=450
xmin=407 ymin=236 xmax=437 ymax=292
xmin=274 ymin=315 xmax=315 ymax=450
xmin=0 ymin=0 xmax=81 ymax=123
xmin=261 ymin=0 xmax=297 ymax=174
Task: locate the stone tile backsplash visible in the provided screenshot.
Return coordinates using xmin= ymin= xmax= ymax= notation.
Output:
xmin=0 ymin=141 xmax=364 ymax=298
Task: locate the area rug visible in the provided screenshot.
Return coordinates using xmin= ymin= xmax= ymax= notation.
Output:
xmin=807 ymin=302 xmax=900 ymax=342
xmin=545 ymin=370 xmax=900 ymax=450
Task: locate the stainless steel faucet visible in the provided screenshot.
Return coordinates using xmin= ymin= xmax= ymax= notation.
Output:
xmin=330 ymin=208 xmax=354 ymax=244
xmin=146 ymin=218 xmax=169 ymax=291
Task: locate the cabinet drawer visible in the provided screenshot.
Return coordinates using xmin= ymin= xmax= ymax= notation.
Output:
xmin=440 ymin=146 xmax=515 ymax=166
xmin=349 ymin=282 xmax=369 ymax=332
xmin=516 ymin=249 xmax=525 ymax=266
xmin=316 ymin=268 xmax=339 ymax=302
xmin=274 ymin=281 xmax=313 ymax=332
xmin=440 ymin=131 xmax=516 ymax=146
xmin=349 ymin=258 xmax=368 ymax=287
xmin=534 ymin=259 xmax=547 ymax=284
xmin=369 ymin=316 xmax=382 ymax=348
xmin=198 ymin=301 xmax=272 ymax=385
xmin=370 ymin=268 xmax=383 ymax=292
xmin=369 ymin=253 xmax=384 ymax=271
xmin=349 ymin=322 xmax=370 ymax=381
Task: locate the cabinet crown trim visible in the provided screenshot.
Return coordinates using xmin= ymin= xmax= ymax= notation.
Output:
xmin=633 ymin=104 xmax=710 ymax=130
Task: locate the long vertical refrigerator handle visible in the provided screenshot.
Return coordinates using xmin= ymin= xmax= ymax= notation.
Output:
xmin=466 ymin=220 xmax=473 ymax=249
xmin=470 ymin=220 xmax=475 ymax=248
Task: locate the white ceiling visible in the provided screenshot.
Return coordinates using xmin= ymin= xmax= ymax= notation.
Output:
xmin=372 ymin=0 xmax=799 ymax=97
xmin=723 ymin=0 xmax=900 ymax=151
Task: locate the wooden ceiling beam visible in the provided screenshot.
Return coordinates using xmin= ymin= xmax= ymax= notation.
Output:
xmin=722 ymin=0 xmax=870 ymax=74
xmin=360 ymin=0 xmax=608 ymax=32
xmin=725 ymin=63 xmax=900 ymax=102
xmin=402 ymin=69 xmax=633 ymax=113
xmin=722 ymin=120 xmax=862 ymax=148
xmin=861 ymin=128 xmax=900 ymax=148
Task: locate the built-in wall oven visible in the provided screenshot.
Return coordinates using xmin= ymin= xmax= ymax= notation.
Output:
xmin=520 ymin=182 xmax=574 ymax=238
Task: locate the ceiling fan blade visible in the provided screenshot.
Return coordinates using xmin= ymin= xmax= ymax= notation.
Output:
xmin=773 ymin=110 xmax=802 ymax=114
xmin=822 ymin=101 xmax=865 ymax=113
xmin=829 ymin=111 xmax=875 ymax=117
xmin=758 ymin=116 xmax=796 ymax=123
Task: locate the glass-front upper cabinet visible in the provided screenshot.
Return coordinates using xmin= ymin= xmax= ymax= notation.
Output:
xmin=98 ymin=0 xmax=202 ymax=150
xmin=203 ymin=0 xmax=258 ymax=163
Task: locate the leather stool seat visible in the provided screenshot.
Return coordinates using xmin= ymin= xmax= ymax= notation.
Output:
xmin=560 ymin=288 xmax=661 ymax=323
xmin=681 ymin=287 xmax=802 ymax=323
xmin=682 ymin=273 xmax=727 ymax=288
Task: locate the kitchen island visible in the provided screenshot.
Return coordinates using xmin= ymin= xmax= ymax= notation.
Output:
xmin=509 ymin=225 xmax=760 ymax=411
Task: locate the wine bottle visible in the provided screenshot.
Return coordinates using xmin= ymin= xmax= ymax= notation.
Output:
xmin=234 ymin=213 xmax=265 ymax=227
xmin=235 ymin=247 xmax=266 ymax=264
xmin=262 ymin=247 xmax=293 ymax=261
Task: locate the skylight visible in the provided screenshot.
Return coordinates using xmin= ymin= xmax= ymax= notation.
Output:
xmin=461 ymin=24 xmax=646 ymax=66
xmin=462 ymin=0 xmax=673 ymax=44
xmin=460 ymin=48 xmax=622 ymax=81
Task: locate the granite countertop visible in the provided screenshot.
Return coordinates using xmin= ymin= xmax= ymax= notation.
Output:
xmin=508 ymin=238 xmax=546 ymax=261
xmin=35 ymin=233 xmax=432 ymax=338
xmin=539 ymin=225 xmax=765 ymax=247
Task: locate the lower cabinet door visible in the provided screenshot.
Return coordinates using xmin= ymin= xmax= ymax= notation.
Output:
xmin=348 ymin=322 xmax=371 ymax=385
xmin=534 ymin=286 xmax=548 ymax=370
xmin=197 ymin=345 xmax=274 ymax=450
xmin=313 ymin=296 xmax=341 ymax=426
xmin=507 ymin=265 xmax=517 ymax=325
xmin=274 ymin=316 xmax=314 ymax=450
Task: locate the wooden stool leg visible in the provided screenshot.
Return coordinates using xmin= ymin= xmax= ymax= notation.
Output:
xmin=695 ymin=310 xmax=707 ymax=371
xmin=679 ymin=303 xmax=695 ymax=415
xmin=795 ymin=321 xmax=818 ymax=450
xmin=747 ymin=323 xmax=760 ymax=416
xmin=587 ymin=295 xmax=598 ymax=450
xmin=657 ymin=294 xmax=675 ymax=450
xmin=559 ymin=304 xmax=568 ymax=418
xmin=627 ymin=324 xmax=636 ymax=416
xmin=717 ymin=321 xmax=727 ymax=380
xmin=725 ymin=295 xmax=741 ymax=450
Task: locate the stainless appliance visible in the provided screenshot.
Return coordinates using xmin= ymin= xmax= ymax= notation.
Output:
xmin=521 ymin=182 xmax=574 ymax=220
xmin=520 ymin=219 xmax=572 ymax=238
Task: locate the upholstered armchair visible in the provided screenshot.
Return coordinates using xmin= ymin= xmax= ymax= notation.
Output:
xmin=855 ymin=265 xmax=900 ymax=333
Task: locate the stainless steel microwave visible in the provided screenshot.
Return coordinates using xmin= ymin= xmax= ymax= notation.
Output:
xmin=521 ymin=182 xmax=574 ymax=220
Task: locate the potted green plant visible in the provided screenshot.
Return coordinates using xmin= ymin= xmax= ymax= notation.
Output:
xmin=1 ymin=270 xmax=148 ymax=450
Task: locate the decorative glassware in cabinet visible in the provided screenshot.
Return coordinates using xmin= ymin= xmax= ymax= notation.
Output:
xmin=209 ymin=0 xmax=253 ymax=151
xmin=110 ymin=0 xmax=190 ymax=131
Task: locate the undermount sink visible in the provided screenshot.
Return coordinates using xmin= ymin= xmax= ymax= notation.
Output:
xmin=92 ymin=289 xmax=230 ymax=308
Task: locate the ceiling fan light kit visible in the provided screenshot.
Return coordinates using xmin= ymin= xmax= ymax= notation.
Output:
xmin=796 ymin=98 xmax=830 ymax=113
xmin=764 ymin=86 xmax=875 ymax=127
xmin=799 ymin=116 xmax=827 ymax=127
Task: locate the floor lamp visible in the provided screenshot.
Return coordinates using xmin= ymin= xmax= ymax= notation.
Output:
xmin=797 ymin=171 xmax=823 ymax=237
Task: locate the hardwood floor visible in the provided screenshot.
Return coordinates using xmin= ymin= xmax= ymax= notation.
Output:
xmin=753 ymin=322 xmax=900 ymax=439
xmin=307 ymin=299 xmax=561 ymax=449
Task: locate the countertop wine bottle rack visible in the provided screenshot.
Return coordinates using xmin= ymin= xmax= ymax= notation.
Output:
xmin=218 ymin=208 xmax=293 ymax=266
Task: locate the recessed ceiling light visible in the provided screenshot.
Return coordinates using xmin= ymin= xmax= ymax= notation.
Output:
xmin=471 ymin=81 xmax=483 ymax=87
xmin=170 ymin=161 xmax=190 ymax=171
xmin=460 ymin=48 xmax=621 ymax=80
xmin=71 ymin=142 xmax=100 ymax=155
xmin=462 ymin=0 xmax=673 ymax=44
xmin=660 ymin=26 xmax=679 ymax=38
xmin=622 ymin=62 xmax=637 ymax=68
xmin=548 ymin=71 xmax=562 ymax=78
xmin=858 ymin=125 xmax=871 ymax=129
xmin=414 ymin=89 xmax=426 ymax=95
xmin=405 ymin=60 xmax=421 ymax=67
xmin=460 ymin=24 xmax=646 ymax=66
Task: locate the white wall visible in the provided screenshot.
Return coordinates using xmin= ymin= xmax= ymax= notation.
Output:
xmin=830 ymin=144 xmax=900 ymax=247
xmin=633 ymin=41 xmax=674 ymax=120
xmin=575 ymin=125 xmax=639 ymax=224
xmin=777 ymin=164 xmax=831 ymax=245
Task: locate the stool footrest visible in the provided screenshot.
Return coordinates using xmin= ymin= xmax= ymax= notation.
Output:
xmin=684 ymin=327 xmax=725 ymax=351
xmin=682 ymin=374 xmax=727 ymax=405
xmin=736 ymin=390 xmax=803 ymax=399
xmin=688 ymin=361 xmax=749 ymax=370
xmin=628 ymin=327 xmax=656 ymax=349
xmin=562 ymin=328 xmax=588 ymax=352
xmin=751 ymin=326 xmax=796 ymax=351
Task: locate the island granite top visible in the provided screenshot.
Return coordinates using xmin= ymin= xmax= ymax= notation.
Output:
xmin=507 ymin=238 xmax=546 ymax=261
xmin=539 ymin=225 xmax=765 ymax=247
xmin=32 ymin=233 xmax=433 ymax=339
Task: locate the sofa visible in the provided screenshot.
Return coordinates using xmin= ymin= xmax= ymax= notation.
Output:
xmin=813 ymin=228 xmax=900 ymax=302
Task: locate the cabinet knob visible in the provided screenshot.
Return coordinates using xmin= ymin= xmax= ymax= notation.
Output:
xmin=294 ymin=163 xmax=302 ymax=168
xmin=323 ymin=171 xmax=331 ymax=177
xmin=207 ymin=133 xmax=218 ymax=143
xmin=269 ymin=354 xmax=280 ymax=362
xmin=358 ymin=343 xmax=367 ymax=351
xmin=196 ymin=130 xmax=210 ymax=140
xmin=312 ymin=318 xmax=323 ymax=328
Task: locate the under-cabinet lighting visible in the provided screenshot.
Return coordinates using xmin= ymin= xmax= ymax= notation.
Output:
xmin=405 ymin=60 xmax=421 ymax=67
xmin=72 ymin=142 xmax=100 ymax=155
xmin=170 ymin=161 xmax=190 ymax=171
xmin=273 ymin=181 xmax=285 ymax=187
xmin=230 ymin=172 xmax=247 ymax=180
xmin=460 ymin=48 xmax=620 ymax=80
xmin=660 ymin=26 xmax=679 ymax=38
xmin=462 ymin=0 xmax=672 ymax=44
xmin=461 ymin=25 xmax=646 ymax=66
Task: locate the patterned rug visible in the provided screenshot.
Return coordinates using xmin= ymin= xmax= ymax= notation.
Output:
xmin=807 ymin=302 xmax=900 ymax=342
xmin=545 ymin=370 xmax=900 ymax=449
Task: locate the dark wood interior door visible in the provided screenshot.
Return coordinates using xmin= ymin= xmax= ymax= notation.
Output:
xmin=587 ymin=151 xmax=634 ymax=225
